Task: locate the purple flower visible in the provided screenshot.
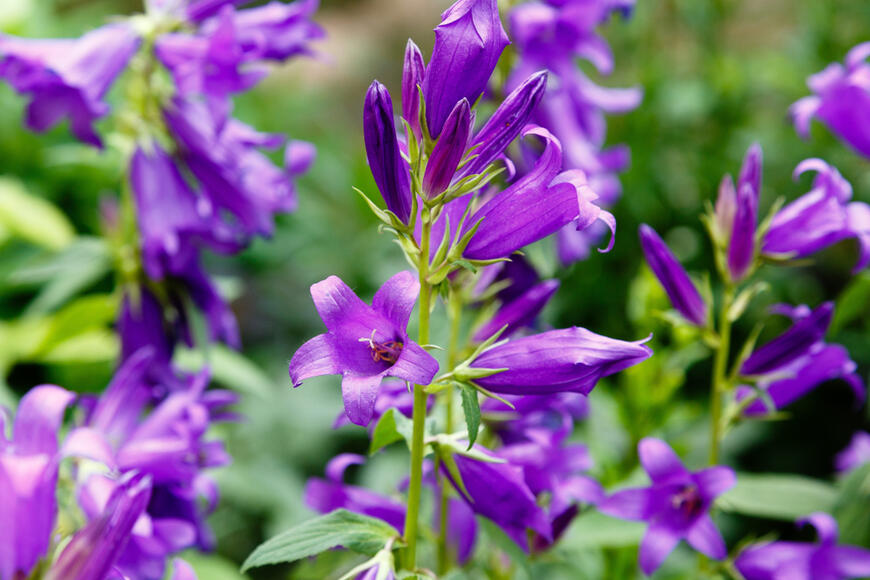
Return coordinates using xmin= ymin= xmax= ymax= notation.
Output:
xmin=483 ymin=392 xmax=589 ymax=446
xmin=466 ymin=326 xmax=652 ymax=396
xmin=442 ymin=448 xmax=551 ymax=550
xmin=727 ymin=144 xmax=762 ymax=281
xmin=0 ymin=24 xmax=141 ymax=147
xmin=363 ymin=82 xmax=413 ymax=224
xmin=421 ymin=0 xmax=509 ymax=138
xmin=422 ymin=99 xmax=472 ymax=198
xmin=599 ymin=438 xmax=736 ymax=575
xmin=304 ymin=454 xmax=406 ymax=531
xmin=0 ymin=385 xmax=75 ymax=580
xmin=332 ymin=378 xmax=427 ymax=430
xmin=638 ymin=224 xmax=708 ymax=326
xmin=472 ymin=279 xmax=560 ymax=342
xmin=791 ymin=42 xmax=870 ymax=159
xmin=401 ymin=40 xmax=426 ymax=141
xmin=288 ymin=271 xmax=439 ymax=426
xmin=740 ymin=302 xmax=833 ymax=376
xmin=735 ymin=513 xmax=870 ymax=580
xmin=47 ymin=472 xmax=152 ymax=580
xmin=836 ymin=432 xmax=870 ymax=473
xmin=763 ymin=159 xmax=870 ymax=273
xmin=462 ymin=126 xmax=615 ymax=260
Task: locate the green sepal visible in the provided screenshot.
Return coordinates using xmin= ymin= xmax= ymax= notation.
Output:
xmin=459 ymin=383 xmax=481 ymax=449
xmin=728 ymin=281 xmax=769 ymax=322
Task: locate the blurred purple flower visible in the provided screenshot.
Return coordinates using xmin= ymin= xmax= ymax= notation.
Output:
xmin=599 ymin=438 xmax=736 ymax=575
xmin=288 ymin=271 xmax=439 ymax=426
xmin=735 ymin=513 xmax=870 ymax=580
xmin=740 ymin=302 xmax=834 ymax=376
xmin=791 ymin=42 xmax=870 ymax=159
xmin=836 ymin=431 xmax=870 ymax=473
xmin=763 ymin=159 xmax=870 ymax=273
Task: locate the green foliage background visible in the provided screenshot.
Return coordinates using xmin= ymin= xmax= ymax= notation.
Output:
xmin=1 ymin=0 xmax=869 ymax=578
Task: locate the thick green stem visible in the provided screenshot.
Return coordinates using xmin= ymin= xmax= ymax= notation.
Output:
xmin=404 ymin=218 xmax=432 ymax=572
xmin=709 ymin=284 xmax=734 ymax=465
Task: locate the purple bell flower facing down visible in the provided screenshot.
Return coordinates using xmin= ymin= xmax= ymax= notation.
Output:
xmin=422 ymin=98 xmax=472 ymax=198
xmin=363 ymin=82 xmax=413 ymax=224
xmin=837 ymin=432 xmax=870 ymax=473
xmin=442 ymin=448 xmax=551 ymax=551
xmin=422 ymin=0 xmax=509 ymax=138
xmin=304 ymin=454 xmax=406 ymax=531
xmin=735 ymin=513 xmax=870 ymax=580
xmin=763 ymin=159 xmax=870 ymax=273
xmin=401 ymin=39 xmax=426 ymax=141
xmin=462 ymin=126 xmax=615 ymax=260
xmin=599 ymin=438 xmax=736 ymax=575
xmin=0 ymin=24 xmax=141 ymax=147
xmin=740 ymin=302 xmax=834 ymax=376
xmin=0 ymin=385 xmax=75 ymax=580
xmin=467 ymin=326 xmax=652 ymax=396
xmin=727 ymin=144 xmax=762 ymax=281
xmin=791 ymin=42 xmax=870 ymax=159
xmin=288 ymin=271 xmax=439 ymax=426
xmin=638 ymin=224 xmax=708 ymax=326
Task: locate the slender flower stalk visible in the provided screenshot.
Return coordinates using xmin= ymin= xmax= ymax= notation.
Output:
xmin=709 ymin=283 xmax=733 ymax=465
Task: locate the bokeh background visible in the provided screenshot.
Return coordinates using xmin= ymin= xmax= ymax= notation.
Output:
xmin=1 ymin=0 xmax=869 ymax=578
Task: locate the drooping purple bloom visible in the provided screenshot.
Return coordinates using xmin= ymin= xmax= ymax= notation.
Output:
xmin=422 ymin=99 xmax=472 ymax=198
xmin=422 ymin=0 xmax=509 ymax=138
xmin=467 ymin=326 xmax=652 ymax=396
xmin=0 ymin=24 xmax=141 ymax=147
xmin=462 ymin=126 xmax=614 ymax=260
xmin=483 ymin=392 xmax=589 ymax=446
xmin=735 ymin=513 xmax=870 ymax=580
xmin=288 ymin=271 xmax=439 ymax=426
xmin=0 ymin=385 xmax=75 ymax=580
xmin=740 ymin=302 xmax=834 ymax=376
xmin=727 ymin=144 xmax=763 ymax=281
xmin=791 ymin=42 xmax=870 ymax=159
xmin=472 ymin=279 xmax=560 ymax=342
xmin=401 ymin=39 xmax=426 ymax=141
xmin=304 ymin=454 xmax=406 ymax=531
xmin=442 ymin=448 xmax=551 ymax=550
xmin=46 ymin=472 xmax=152 ymax=580
xmin=363 ymin=82 xmax=413 ymax=224
xmin=836 ymin=432 xmax=870 ymax=473
xmin=763 ymin=159 xmax=870 ymax=273
xmin=638 ymin=224 xmax=708 ymax=326
xmin=599 ymin=438 xmax=736 ymax=575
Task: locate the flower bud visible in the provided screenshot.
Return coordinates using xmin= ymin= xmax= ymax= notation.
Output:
xmin=422 ymin=98 xmax=472 ymax=197
xmin=401 ymin=39 xmax=426 ymax=141
xmin=363 ymin=81 xmax=412 ymax=223
xmin=727 ymin=183 xmax=758 ymax=281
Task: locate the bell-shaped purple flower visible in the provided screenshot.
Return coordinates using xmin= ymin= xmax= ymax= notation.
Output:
xmin=0 ymin=385 xmax=75 ymax=580
xmin=422 ymin=0 xmax=509 ymax=137
xmin=836 ymin=432 xmax=870 ymax=473
xmin=472 ymin=279 xmax=560 ymax=342
xmin=458 ymin=70 xmax=548 ymax=179
xmin=791 ymin=42 xmax=870 ymax=159
xmin=599 ymin=438 xmax=736 ymax=575
xmin=442 ymin=448 xmax=551 ymax=550
xmin=304 ymin=454 xmax=406 ymax=531
xmin=422 ymin=99 xmax=472 ymax=198
xmin=363 ymin=82 xmax=413 ymax=224
xmin=740 ymin=302 xmax=833 ymax=376
xmin=763 ymin=159 xmax=870 ymax=273
xmin=735 ymin=513 xmax=870 ymax=580
xmin=467 ymin=326 xmax=652 ymax=396
xmin=288 ymin=271 xmax=439 ymax=426
xmin=638 ymin=224 xmax=708 ymax=326
xmin=463 ymin=127 xmax=614 ymax=260
xmin=0 ymin=24 xmax=141 ymax=147
xmin=727 ymin=144 xmax=763 ymax=281
xmin=401 ymin=39 xmax=426 ymax=141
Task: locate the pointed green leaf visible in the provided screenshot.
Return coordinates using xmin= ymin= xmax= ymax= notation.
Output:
xmin=0 ymin=178 xmax=75 ymax=250
xmin=459 ymin=384 xmax=481 ymax=449
xmin=718 ymin=473 xmax=837 ymax=520
xmin=369 ymin=407 xmax=415 ymax=455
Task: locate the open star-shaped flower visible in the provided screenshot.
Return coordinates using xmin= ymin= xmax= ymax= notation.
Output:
xmin=289 ymin=271 xmax=439 ymax=426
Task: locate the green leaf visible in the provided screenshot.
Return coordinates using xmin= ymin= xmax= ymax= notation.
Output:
xmin=37 ymin=329 xmax=118 ymax=363
xmin=833 ymin=463 xmax=870 ymax=545
xmin=241 ymin=509 xmax=399 ymax=572
xmin=0 ymin=178 xmax=75 ymax=250
xmin=180 ymin=551 xmax=250 ymax=580
xmin=718 ymin=473 xmax=837 ymax=520
xmin=563 ymin=510 xmax=644 ymax=548
xmin=369 ymin=407 xmax=414 ymax=455
xmin=459 ymin=384 xmax=480 ymax=449
xmin=479 ymin=518 xmax=532 ymax=576
xmin=831 ymin=272 xmax=870 ymax=333
xmin=174 ymin=344 xmax=274 ymax=398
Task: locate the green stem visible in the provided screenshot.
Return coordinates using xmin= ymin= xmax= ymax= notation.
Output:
xmin=436 ymin=288 xmax=462 ymax=573
xmin=404 ymin=217 xmax=432 ymax=572
xmin=709 ymin=284 xmax=734 ymax=465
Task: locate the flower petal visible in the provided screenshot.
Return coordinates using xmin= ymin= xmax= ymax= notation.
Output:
xmin=685 ymin=514 xmax=727 ymax=560
xmin=371 ymin=271 xmax=420 ymax=331
xmin=309 ymin=276 xmax=369 ymax=332
xmin=638 ymin=519 xmax=681 ymax=575
xmin=638 ymin=438 xmax=689 ymax=484
xmin=388 ymin=340 xmax=439 ymax=386
xmin=341 ymin=373 xmax=384 ymax=426
xmin=13 ymin=385 xmax=75 ymax=456
xmin=289 ymin=334 xmax=340 ymax=387
xmin=598 ymin=487 xmax=652 ymax=521
xmin=693 ymin=466 xmax=737 ymax=501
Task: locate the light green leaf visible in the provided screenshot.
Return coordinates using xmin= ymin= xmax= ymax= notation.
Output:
xmin=34 ymin=294 xmax=118 ymax=354
xmin=180 ymin=551 xmax=250 ymax=580
xmin=718 ymin=473 xmax=837 ymax=520
xmin=563 ymin=510 xmax=644 ymax=548
xmin=831 ymin=272 xmax=870 ymax=333
xmin=479 ymin=518 xmax=532 ymax=575
xmin=369 ymin=407 xmax=414 ymax=455
xmin=241 ymin=509 xmax=399 ymax=572
xmin=174 ymin=344 xmax=274 ymax=398
xmin=833 ymin=463 xmax=870 ymax=545
xmin=459 ymin=384 xmax=480 ymax=449
xmin=37 ymin=330 xmax=118 ymax=363
xmin=0 ymin=178 xmax=75 ymax=250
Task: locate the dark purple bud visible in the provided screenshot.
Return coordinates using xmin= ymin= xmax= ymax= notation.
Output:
xmin=401 ymin=39 xmax=426 ymax=141
xmin=638 ymin=224 xmax=708 ymax=326
xmin=727 ymin=183 xmax=758 ymax=281
xmin=363 ymin=81 xmax=413 ymax=223
xmin=737 ymin=143 xmax=763 ymax=197
xmin=740 ymin=302 xmax=833 ymax=376
xmin=422 ymin=0 xmax=510 ymax=137
xmin=422 ymin=99 xmax=472 ymax=197
xmin=460 ymin=70 xmax=548 ymax=178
